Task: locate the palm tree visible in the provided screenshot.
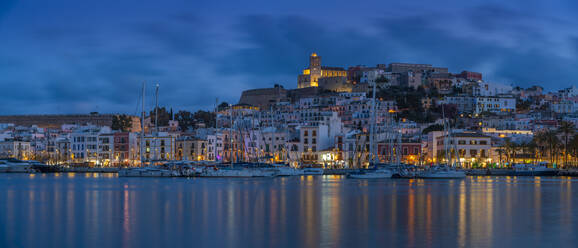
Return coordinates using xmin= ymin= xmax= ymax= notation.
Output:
xmin=558 ymin=121 xmax=576 ymax=168
xmin=526 ymin=140 xmax=538 ymax=164
xmin=496 ymin=148 xmax=504 ymax=167
xmin=504 ymin=138 xmax=517 ymax=165
xmin=534 ymin=130 xmax=561 ymax=166
xmin=569 ymin=134 xmax=578 ymax=168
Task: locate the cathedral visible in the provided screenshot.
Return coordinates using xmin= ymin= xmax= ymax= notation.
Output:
xmin=297 ymin=53 xmax=347 ymax=88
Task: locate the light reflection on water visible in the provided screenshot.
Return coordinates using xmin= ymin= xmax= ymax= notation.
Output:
xmin=0 ymin=174 xmax=577 ymax=248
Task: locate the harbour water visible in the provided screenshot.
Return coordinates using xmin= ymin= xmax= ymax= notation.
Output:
xmin=0 ymin=174 xmax=576 ymax=248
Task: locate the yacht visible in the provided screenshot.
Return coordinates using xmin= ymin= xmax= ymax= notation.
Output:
xmin=163 ymin=161 xmax=203 ymax=177
xmin=118 ymin=166 xmax=177 ymax=177
xmin=418 ymin=165 xmax=466 ymax=179
xmin=199 ymin=166 xmax=277 ymax=177
xmin=0 ymin=159 xmax=35 ymax=173
xmin=31 ymin=161 xmax=62 ymax=173
xmin=348 ymin=168 xmax=393 ymax=179
xmin=510 ymin=163 xmax=558 ymax=176
xmin=418 ymin=105 xmax=466 ymax=180
xmin=302 ymin=167 xmax=324 ymax=175
xmin=0 ymin=161 xmax=9 ymax=173
xmin=272 ymin=164 xmax=304 ymax=176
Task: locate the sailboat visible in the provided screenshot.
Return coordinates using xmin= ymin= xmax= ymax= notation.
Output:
xmin=199 ymin=105 xmax=277 ymax=177
xmin=348 ymin=82 xmax=393 ymax=179
xmin=418 ymin=105 xmax=466 ymax=179
xmin=119 ymin=83 xmax=175 ymax=177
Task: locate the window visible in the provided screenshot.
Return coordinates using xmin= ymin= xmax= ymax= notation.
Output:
xmin=304 ymin=131 xmax=308 ymax=136
xmin=312 ymin=130 xmax=317 ymax=136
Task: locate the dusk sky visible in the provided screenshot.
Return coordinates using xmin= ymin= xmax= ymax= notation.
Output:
xmin=1 ymin=0 xmax=577 ymax=115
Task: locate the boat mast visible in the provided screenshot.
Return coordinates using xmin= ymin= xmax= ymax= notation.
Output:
xmin=140 ymin=83 xmax=145 ymax=167
xmin=215 ymin=98 xmax=219 ymax=162
xmin=396 ymin=119 xmax=402 ymax=167
xmin=229 ymin=104 xmax=233 ymax=168
xmin=442 ymin=105 xmax=450 ymax=165
xmin=154 ymin=84 xmax=159 ymax=161
xmin=369 ymin=82 xmax=377 ymax=166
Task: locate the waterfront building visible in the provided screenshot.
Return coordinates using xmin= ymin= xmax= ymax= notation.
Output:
xmin=206 ymin=133 xmax=224 ymax=161
xmin=97 ymin=133 xmax=114 ymax=166
xmin=435 ymin=132 xmax=491 ymax=167
xmin=0 ymin=140 xmax=32 ymax=160
xmin=258 ymin=127 xmax=288 ymax=162
xmin=175 ymin=136 xmax=207 ymax=161
xmin=377 ymin=139 xmax=422 ymax=164
xmin=142 ymin=133 xmax=176 ymax=161
xmin=70 ymin=126 xmax=111 ymax=164
xmin=113 ymin=132 xmax=139 ymax=166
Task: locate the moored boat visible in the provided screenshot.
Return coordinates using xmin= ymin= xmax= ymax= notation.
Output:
xmin=31 ymin=161 xmax=62 ymax=173
xmin=302 ymin=167 xmax=324 ymax=175
xmin=418 ymin=165 xmax=466 ymax=179
xmin=118 ymin=167 xmax=177 ymax=177
xmin=0 ymin=161 xmax=9 ymax=173
xmin=272 ymin=164 xmax=304 ymax=176
xmin=348 ymin=168 xmax=393 ymax=179
xmin=199 ymin=167 xmax=277 ymax=177
xmin=509 ymin=163 xmax=558 ymax=176
xmin=0 ymin=158 xmax=35 ymax=173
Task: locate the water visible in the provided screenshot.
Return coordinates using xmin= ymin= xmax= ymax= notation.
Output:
xmin=0 ymin=173 xmax=576 ymax=248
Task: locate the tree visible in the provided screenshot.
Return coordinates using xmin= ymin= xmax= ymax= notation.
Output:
xmin=570 ymin=134 xmax=578 ymax=167
xmin=503 ymin=138 xmax=518 ymax=165
xmin=217 ymin=102 xmax=230 ymax=111
xmin=437 ymin=104 xmax=458 ymax=120
xmin=111 ymin=114 xmax=133 ymax=132
xmin=534 ymin=130 xmax=561 ymax=165
xmin=422 ymin=124 xmax=444 ymax=134
xmin=174 ymin=110 xmax=195 ymax=131
xmin=149 ymin=107 xmax=172 ymax=127
xmin=193 ymin=110 xmax=216 ymax=128
xmin=558 ymin=121 xmax=576 ymax=168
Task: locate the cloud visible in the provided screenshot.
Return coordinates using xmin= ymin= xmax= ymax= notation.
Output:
xmin=1 ymin=3 xmax=578 ymax=115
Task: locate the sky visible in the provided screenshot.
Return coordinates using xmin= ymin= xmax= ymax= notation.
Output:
xmin=1 ymin=0 xmax=578 ymax=115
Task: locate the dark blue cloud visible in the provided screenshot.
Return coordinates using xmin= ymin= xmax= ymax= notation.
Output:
xmin=0 ymin=1 xmax=577 ymax=115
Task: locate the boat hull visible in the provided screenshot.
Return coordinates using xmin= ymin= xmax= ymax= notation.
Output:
xmin=508 ymin=170 xmax=558 ymax=177
xmin=302 ymin=168 xmax=324 ymax=175
xmin=118 ymin=168 xmax=175 ymax=177
xmin=419 ymin=171 xmax=466 ymax=179
xmin=200 ymin=168 xmax=276 ymax=177
xmin=348 ymin=173 xmax=392 ymax=179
